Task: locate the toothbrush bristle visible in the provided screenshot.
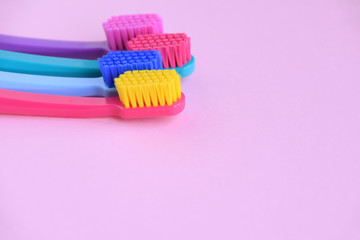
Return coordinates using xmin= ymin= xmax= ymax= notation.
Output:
xmin=126 ymin=33 xmax=191 ymax=69
xmin=98 ymin=50 xmax=162 ymax=88
xmin=114 ymin=69 xmax=181 ymax=108
xmin=103 ymin=14 xmax=163 ymax=51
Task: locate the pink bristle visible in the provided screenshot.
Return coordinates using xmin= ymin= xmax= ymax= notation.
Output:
xmin=102 ymin=14 xmax=163 ymax=51
xmin=103 ymin=24 xmax=117 ymax=51
xmin=126 ymin=33 xmax=191 ymax=68
xmin=127 ymin=27 xmax=135 ymax=40
xmin=175 ymin=44 xmax=183 ymax=67
xmin=119 ymin=28 xmax=127 ymax=50
xmin=186 ymin=37 xmax=191 ymax=61
xmin=167 ymin=45 xmax=177 ymax=68
xmin=160 ymin=47 xmax=169 ymax=68
xmin=182 ymin=40 xmax=187 ymax=64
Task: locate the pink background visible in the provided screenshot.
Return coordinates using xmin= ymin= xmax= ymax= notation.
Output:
xmin=1 ymin=0 xmax=360 ymax=239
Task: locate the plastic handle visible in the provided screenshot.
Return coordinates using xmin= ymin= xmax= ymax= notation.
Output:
xmin=0 ymin=71 xmax=118 ymax=97
xmin=0 ymin=50 xmax=102 ymax=78
xmin=0 ymin=89 xmax=186 ymax=119
xmin=0 ymin=34 xmax=109 ymax=59
xmin=0 ymin=88 xmax=119 ymax=118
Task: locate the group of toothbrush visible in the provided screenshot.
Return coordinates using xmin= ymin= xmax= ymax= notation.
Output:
xmin=0 ymin=14 xmax=195 ymax=119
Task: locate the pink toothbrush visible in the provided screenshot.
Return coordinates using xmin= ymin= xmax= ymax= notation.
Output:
xmin=0 ymin=89 xmax=185 ymax=119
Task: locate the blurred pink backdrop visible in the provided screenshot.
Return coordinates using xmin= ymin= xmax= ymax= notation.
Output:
xmin=1 ymin=0 xmax=360 ymax=239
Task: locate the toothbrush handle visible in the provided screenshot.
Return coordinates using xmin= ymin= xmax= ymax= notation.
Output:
xmin=0 ymin=34 xmax=109 ymax=59
xmin=0 ymin=89 xmax=186 ymax=119
xmin=0 ymin=50 xmax=102 ymax=78
xmin=0 ymin=71 xmax=118 ymax=97
xmin=0 ymin=88 xmax=120 ymax=118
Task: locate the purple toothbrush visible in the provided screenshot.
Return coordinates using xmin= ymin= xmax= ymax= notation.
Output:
xmin=0 ymin=14 xmax=163 ymax=59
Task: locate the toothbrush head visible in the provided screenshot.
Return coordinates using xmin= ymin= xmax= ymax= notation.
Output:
xmin=126 ymin=33 xmax=191 ymax=68
xmin=98 ymin=50 xmax=163 ymax=88
xmin=103 ymin=14 xmax=163 ymax=51
xmin=114 ymin=69 xmax=182 ymax=108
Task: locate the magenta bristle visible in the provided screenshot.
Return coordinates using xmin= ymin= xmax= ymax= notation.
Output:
xmin=126 ymin=33 xmax=191 ymax=68
xmin=103 ymin=14 xmax=163 ymax=51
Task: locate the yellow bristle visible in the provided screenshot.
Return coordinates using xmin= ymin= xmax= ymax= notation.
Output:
xmin=175 ymin=74 xmax=181 ymax=98
xmin=169 ymin=75 xmax=177 ymax=102
xmin=162 ymin=81 xmax=173 ymax=105
xmin=134 ymin=84 xmax=144 ymax=107
xmin=149 ymin=83 xmax=159 ymax=107
xmin=115 ymin=81 xmax=130 ymax=108
xmin=127 ymin=84 xmax=137 ymax=108
xmin=142 ymin=82 xmax=152 ymax=107
xmin=114 ymin=70 xmax=182 ymax=108
xmin=156 ymin=82 xmax=165 ymax=106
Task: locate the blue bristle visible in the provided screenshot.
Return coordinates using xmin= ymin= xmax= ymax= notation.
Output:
xmin=97 ymin=50 xmax=163 ymax=88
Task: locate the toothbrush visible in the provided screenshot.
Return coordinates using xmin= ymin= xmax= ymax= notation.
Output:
xmin=0 ymin=14 xmax=163 ymax=59
xmin=0 ymin=45 xmax=195 ymax=78
xmin=0 ymin=50 xmax=163 ymax=96
xmin=0 ymin=70 xmax=185 ymax=119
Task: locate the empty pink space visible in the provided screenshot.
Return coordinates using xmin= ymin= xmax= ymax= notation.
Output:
xmin=0 ymin=0 xmax=360 ymax=240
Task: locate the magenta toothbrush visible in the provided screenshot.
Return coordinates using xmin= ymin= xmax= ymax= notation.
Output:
xmin=0 ymin=14 xmax=163 ymax=59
